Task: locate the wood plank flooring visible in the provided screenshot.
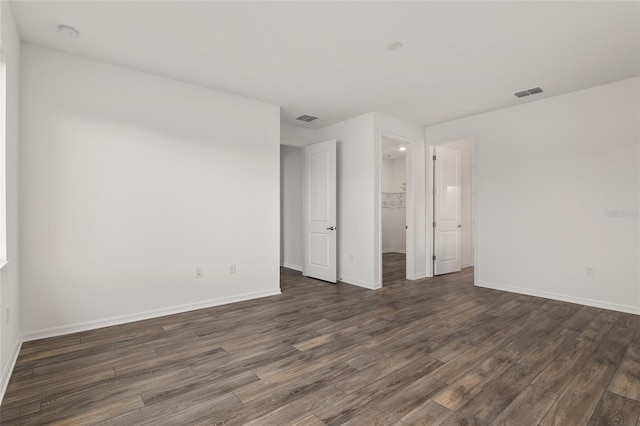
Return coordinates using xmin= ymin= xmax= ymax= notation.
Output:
xmin=383 ymin=252 xmax=407 ymax=284
xmin=2 ymin=253 xmax=640 ymax=425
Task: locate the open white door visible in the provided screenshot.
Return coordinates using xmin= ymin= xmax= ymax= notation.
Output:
xmin=433 ymin=146 xmax=462 ymax=275
xmin=303 ymin=140 xmax=337 ymax=283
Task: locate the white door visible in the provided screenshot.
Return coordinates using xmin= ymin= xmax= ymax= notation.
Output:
xmin=433 ymin=146 xmax=462 ymax=275
xmin=303 ymin=140 xmax=337 ymax=283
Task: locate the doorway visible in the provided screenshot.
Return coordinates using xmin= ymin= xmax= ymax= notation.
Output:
xmin=380 ymin=135 xmax=411 ymax=284
xmin=431 ymin=138 xmax=475 ymax=277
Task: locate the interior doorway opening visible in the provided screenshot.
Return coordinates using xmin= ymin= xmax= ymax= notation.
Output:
xmin=380 ymin=135 xmax=411 ymax=284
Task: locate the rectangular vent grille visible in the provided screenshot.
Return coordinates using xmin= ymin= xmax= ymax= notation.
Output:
xmin=296 ymin=114 xmax=319 ymax=122
xmin=514 ymin=87 xmax=544 ymax=98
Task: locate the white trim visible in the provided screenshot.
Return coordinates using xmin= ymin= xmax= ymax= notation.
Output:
xmin=0 ymin=47 xmax=7 ymax=264
xmin=412 ymin=273 xmax=427 ymax=280
xmin=280 ymin=139 xmax=308 ymax=148
xmin=21 ymin=288 xmax=282 ymax=342
xmin=281 ymin=263 xmax=303 ymax=272
xmin=477 ymin=280 xmax=640 ymax=315
xmin=426 ymin=144 xmax=434 ymax=278
xmin=382 ymin=249 xmax=406 ymax=254
xmin=473 ymin=136 xmax=479 ymax=287
xmin=339 ymin=276 xmax=381 ymax=290
xmin=0 ymin=259 xmax=8 ymax=270
xmin=0 ymin=336 xmax=22 ymax=404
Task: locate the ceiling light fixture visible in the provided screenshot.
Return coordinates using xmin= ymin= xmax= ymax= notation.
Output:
xmin=58 ymin=25 xmax=80 ymax=38
xmin=386 ymin=41 xmax=403 ymax=51
xmin=399 ymin=146 xmax=406 ymax=151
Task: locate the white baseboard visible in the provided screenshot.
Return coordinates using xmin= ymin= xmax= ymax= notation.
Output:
xmin=22 ymin=288 xmax=282 ymax=342
xmin=382 ymin=249 xmax=406 ymax=254
xmin=476 ymin=280 xmax=640 ymax=315
xmin=339 ymin=276 xmax=381 ymax=290
xmin=281 ymin=263 xmax=303 ymax=272
xmin=0 ymin=337 xmax=22 ymax=404
xmin=411 ymin=273 xmax=427 ymax=280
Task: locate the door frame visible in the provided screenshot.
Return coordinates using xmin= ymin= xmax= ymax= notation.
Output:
xmin=426 ymin=135 xmax=478 ymax=285
xmin=377 ymin=132 xmax=415 ymax=285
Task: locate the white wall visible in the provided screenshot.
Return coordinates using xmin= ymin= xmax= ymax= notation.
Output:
xmin=280 ymin=145 xmax=303 ymax=271
xmin=439 ymin=139 xmax=475 ymax=267
xmin=381 ymin=157 xmax=393 ymax=193
xmin=390 ymin=157 xmax=406 ymax=193
xmin=280 ymin=115 xmax=426 ymax=288
xmin=280 ymin=123 xmax=317 ymax=271
xmin=381 ymin=157 xmax=406 ymax=193
xmin=0 ymin=0 xmax=21 ymax=400
xmin=374 ymin=113 xmax=427 ymax=281
xmin=20 ymin=45 xmax=281 ymax=338
xmin=317 ymin=113 xmax=377 ymax=288
xmin=382 ymin=158 xmax=406 ymax=254
xmin=426 ymin=77 xmax=640 ymax=313
xmin=281 ymin=123 xmax=318 ymax=147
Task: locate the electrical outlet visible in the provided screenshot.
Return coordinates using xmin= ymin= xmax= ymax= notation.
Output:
xmin=195 ymin=267 xmax=203 ymax=278
xmin=229 ymin=264 xmax=236 ymax=274
xmin=585 ymin=266 xmax=594 ymax=277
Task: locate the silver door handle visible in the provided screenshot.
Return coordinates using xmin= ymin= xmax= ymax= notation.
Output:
xmin=457 ymin=224 xmax=462 ymax=228
xmin=326 ymin=226 xmax=335 ymax=231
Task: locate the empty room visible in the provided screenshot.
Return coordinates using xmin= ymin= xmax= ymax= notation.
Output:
xmin=0 ymin=1 xmax=639 ymax=424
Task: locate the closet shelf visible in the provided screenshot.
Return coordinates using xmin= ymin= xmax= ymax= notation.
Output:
xmin=382 ymin=192 xmax=406 ymax=210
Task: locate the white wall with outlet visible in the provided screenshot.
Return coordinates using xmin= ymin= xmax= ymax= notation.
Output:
xmin=425 ymin=77 xmax=640 ymax=313
xmin=0 ymin=1 xmax=22 ymax=399
xmin=19 ymin=45 xmax=281 ymax=338
xmin=280 ymin=145 xmax=304 ymax=271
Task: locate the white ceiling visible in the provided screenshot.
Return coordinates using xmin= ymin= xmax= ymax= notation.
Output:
xmin=10 ymin=1 xmax=640 ymax=129
xmin=382 ymin=137 xmax=406 ymax=160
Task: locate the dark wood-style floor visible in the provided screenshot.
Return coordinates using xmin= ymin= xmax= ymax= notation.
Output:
xmin=2 ymin=253 xmax=640 ymax=425
xmin=383 ymin=252 xmax=407 ymax=284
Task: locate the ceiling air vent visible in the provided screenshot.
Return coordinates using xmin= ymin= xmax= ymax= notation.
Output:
xmin=296 ymin=114 xmax=319 ymax=123
xmin=514 ymin=87 xmax=544 ymax=98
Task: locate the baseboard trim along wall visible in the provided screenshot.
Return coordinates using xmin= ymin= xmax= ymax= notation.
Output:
xmin=339 ymin=276 xmax=382 ymax=290
xmin=0 ymin=338 xmax=23 ymax=405
xmin=477 ymin=280 xmax=640 ymax=315
xmin=382 ymin=249 xmax=406 ymax=254
xmin=281 ymin=263 xmax=303 ymax=272
xmin=21 ymin=288 xmax=282 ymax=342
